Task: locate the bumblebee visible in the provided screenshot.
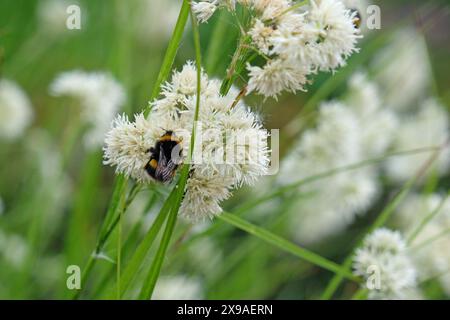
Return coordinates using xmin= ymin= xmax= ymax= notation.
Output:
xmin=350 ymin=9 xmax=362 ymax=29
xmin=145 ymin=131 xmax=182 ymax=182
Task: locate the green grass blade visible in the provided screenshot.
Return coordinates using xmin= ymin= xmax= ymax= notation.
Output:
xmin=138 ymin=6 xmax=203 ymax=300
xmin=218 ymin=212 xmax=359 ymax=282
xmin=119 ymin=190 xmax=176 ymax=297
xmin=205 ymin=11 xmax=228 ymax=74
xmin=145 ymin=0 xmax=190 ymax=116
xmin=74 ymin=0 xmax=192 ymax=300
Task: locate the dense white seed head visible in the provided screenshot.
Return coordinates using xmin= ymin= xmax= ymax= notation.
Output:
xmin=194 ymin=0 xmax=361 ymax=98
xmin=353 ymin=228 xmax=418 ymax=299
xmin=0 ymin=79 xmax=33 ymax=140
xmin=192 ymin=1 xmax=219 ymax=23
xmin=247 ymin=59 xmax=309 ymax=99
xmin=306 ymin=0 xmax=361 ymax=71
xmin=103 ymin=62 xmax=270 ymax=221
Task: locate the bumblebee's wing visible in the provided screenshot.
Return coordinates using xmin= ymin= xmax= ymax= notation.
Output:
xmin=155 ymin=149 xmax=177 ymax=182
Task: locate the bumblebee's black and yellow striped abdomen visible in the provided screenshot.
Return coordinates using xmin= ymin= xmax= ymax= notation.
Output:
xmin=144 ymin=131 xmax=182 ymax=183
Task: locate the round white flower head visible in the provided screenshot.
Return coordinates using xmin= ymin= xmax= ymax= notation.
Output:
xmin=247 ymin=59 xmax=309 ymax=99
xmin=192 ymin=1 xmax=219 ymax=23
xmin=353 ymin=228 xmax=418 ymax=299
xmin=306 ymin=0 xmax=362 ymax=71
xmin=385 ymin=98 xmax=450 ymax=183
xmin=103 ymin=62 xmax=270 ymax=220
xmin=396 ymin=193 xmax=450 ymax=296
xmin=153 ymin=275 xmax=203 ymax=300
xmin=278 ymin=101 xmax=378 ymax=244
xmin=194 ymin=0 xmax=361 ymax=98
xmin=0 ymin=79 xmax=33 ymax=140
xmin=50 ymin=70 xmax=126 ymax=149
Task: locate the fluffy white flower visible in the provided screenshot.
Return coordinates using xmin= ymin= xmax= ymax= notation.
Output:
xmin=103 ymin=113 xmax=159 ymax=183
xmin=247 ymin=59 xmax=309 ymax=98
xmin=385 ymin=98 xmax=450 ymax=183
xmin=306 ymin=0 xmax=361 ymax=71
xmin=194 ymin=0 xmax=361 ymax=98
xmin=0 ymin=79 xmax=33 ymax=140
xmin=353 ymin=228 xmax=418 ymax=299
xmin=248 ymin=19 xmax=276 ymax=55
xmin=153 ymin=276 xmax=203 ymax=300
xmin=104 ymin=62 xmax=270 ymax=220
xmin=192 ymin=1 xmax=219 ymax=23
xmin=50 ymin=70 xmax=126 ymax=149
xmin=396 ymin=193 xmax=450 ymax=296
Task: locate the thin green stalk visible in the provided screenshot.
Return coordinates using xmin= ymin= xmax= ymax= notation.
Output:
xmin=138 ymin=6 xmax=203 ymax=300
xmin=205 ymin=10 xmax=229 ymax=74
xmin=218 ymin=212 xmax=359 ymax=282
xmin=74 ymin=0 xmax=191 ymax=299
xmin=119 ymin=190 xmax=176 ymax=298
xmin=138 ymin=166 xmax=189 ymax=299
xmin=116 ymin=188 xmax=126 ymax=300
xmin=72 ymin=175 xmax=127 ymax=300
xmin=145 ymin=0 xmax=190 ymax=116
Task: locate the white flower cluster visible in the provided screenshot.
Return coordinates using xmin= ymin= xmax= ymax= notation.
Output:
xmin=396 ymin=193 xmax=450 ymax=296
xmin=278 ymin=72 xmax=396 ymax=244
xmin=193 ymin=0 xmax=361 ymax=98
xmin=0 ymin=79 xmax=33 ymax=140
xmin=353 ymin=228 xmax=418 ymax=299
xmin=50 ymin=70 xmax=126 ymax=149
xmin=103 ymin=62 xmax=270 ymax=220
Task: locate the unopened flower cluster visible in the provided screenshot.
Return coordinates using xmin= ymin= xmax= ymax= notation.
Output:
xmin=193 ymin=0 xmax=361 ymax=98
xmin=353 ymin=228 xmax=418 ymax=299
xmin=103 ymin=62 xmax=270 ymax=220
